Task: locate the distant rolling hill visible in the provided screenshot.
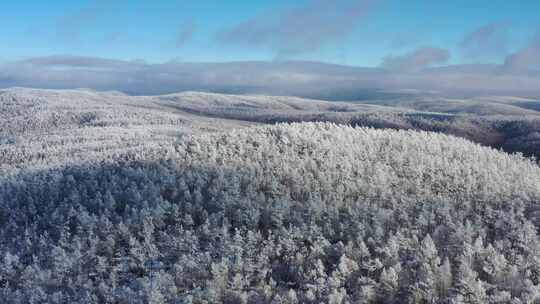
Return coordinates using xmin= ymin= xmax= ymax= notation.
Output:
xmin=353 ymin=94 xmax=540 ymax=117
xmin=0 ymin=88 xmax=254 ymax=172
xmin=2 ymin=87 xmax=540 ymax=175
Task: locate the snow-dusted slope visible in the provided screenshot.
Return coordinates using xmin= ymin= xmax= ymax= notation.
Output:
xmin=155 ymin=91 xmax=403 ymax=115
xmin=0 ymin=88 xmax=406 ymax=172
xmin=2 ymin=88 xmax=540 ymax=173
xmin=0 ymin=88 xmax=261 ymax=172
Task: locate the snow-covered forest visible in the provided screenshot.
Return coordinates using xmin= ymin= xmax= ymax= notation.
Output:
xmin=3 ymin=0 xmax=540 ymax=302
xmin=2 ymin=114 xmax=540 ymax=303
xmin=3 ymin=88 xmax=540 ymax=168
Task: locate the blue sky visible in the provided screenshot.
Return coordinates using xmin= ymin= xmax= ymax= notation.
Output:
xmin=1 ymin=1 xmax=540 ymax=97
xmin=2 ymin=0 xmax=539 ymax=66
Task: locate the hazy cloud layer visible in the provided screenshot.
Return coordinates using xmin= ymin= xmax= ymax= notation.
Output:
xmin=2 ymin=55 xmax=540 ymax=98
xmin=217 ymin=0 xmax=374 ymax=57
xmin=380 ymin=47 xmax=450 ymax=71
xmin=460 ymin=22 xmax=511 ymax=59
xmin=504 ymin=35 xmax=540 ymax=73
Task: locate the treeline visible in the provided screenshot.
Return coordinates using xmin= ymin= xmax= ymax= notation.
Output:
xmin=3 ymin=88 xmax=540 ymax=163
xmin=208 ymin=108 xmax=540 ymax=160
xmin=154 ymin=94 xmax=540 ymax=160
xmin=1 ymin=123 xmax=540 ymax=303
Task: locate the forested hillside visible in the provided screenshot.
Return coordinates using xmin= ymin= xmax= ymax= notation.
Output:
xmin=2 ymin=123 xmax=540 ymax=303
xmin=3 ymin=0 xmax=540 ymax=302
xmin=0 ymin=88 xmax=253 ymax=173
xmin=3 ymin=88 xmax=540 ymax=164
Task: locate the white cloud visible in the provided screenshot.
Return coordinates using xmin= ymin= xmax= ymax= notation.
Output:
xmin=2 ymin=55 xmax=540 ymax=98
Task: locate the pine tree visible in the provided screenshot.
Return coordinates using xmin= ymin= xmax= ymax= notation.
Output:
xmin=437 ymin=257 xmax=453 ymax=300
xmin=451 ymin=257 xmax=487 ymax=304
xmin=378 ymin=267 xmax=399 ymax=303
